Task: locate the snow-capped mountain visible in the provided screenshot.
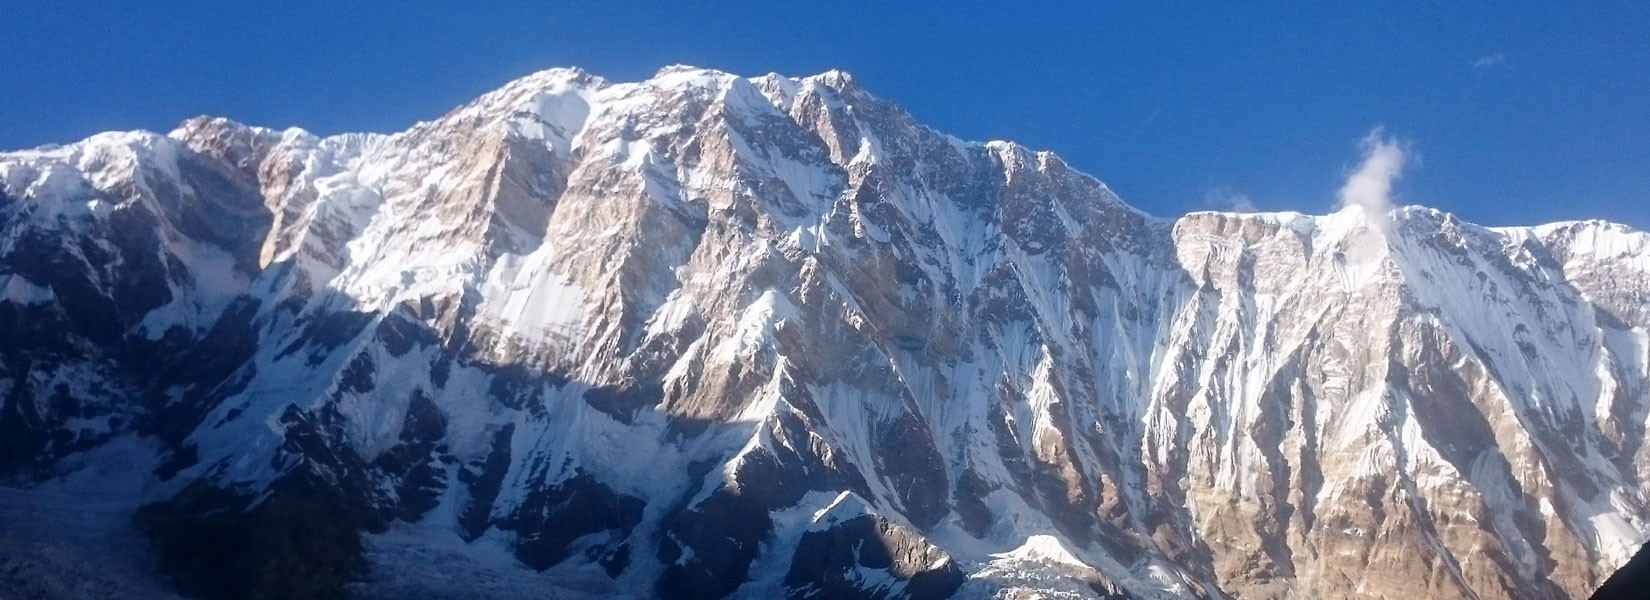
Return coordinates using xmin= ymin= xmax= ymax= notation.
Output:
xmin=2 ymin=65 xmax=1648 ymax=600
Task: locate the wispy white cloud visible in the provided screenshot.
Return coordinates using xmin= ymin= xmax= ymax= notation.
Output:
xmin=1206 ymin=186 xmax=1257 ymax=213
xmin=1337 ymin=127 xmax=1410 ymax=232
xmin=1473 ymin=53 xmax=1506 ymax=68
xmin=1144 ymin=106 xmax=1162 ymax=126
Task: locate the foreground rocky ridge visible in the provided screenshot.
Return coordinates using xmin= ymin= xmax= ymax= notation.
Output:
xmin=2 ymin=65 xmax=1648 ymax=599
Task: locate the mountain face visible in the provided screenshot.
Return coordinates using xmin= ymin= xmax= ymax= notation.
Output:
xmin=2 ymin=65 xmax=1648 ymax=600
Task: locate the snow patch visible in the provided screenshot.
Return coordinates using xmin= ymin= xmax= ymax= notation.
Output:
xmin=0 ymin=275 xmax=53 ymax=305
xmin=478 ymin=251 xmax=589 ymax=344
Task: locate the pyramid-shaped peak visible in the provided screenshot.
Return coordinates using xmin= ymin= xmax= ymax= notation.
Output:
xmin=803 ymin=68 xmax=864 ymax=94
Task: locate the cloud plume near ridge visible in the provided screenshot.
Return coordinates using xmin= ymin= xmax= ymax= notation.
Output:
xmin=1206 ymin=185 xmax=1258 ymax=213
xmin=1337 ymin=127 xmax=1409 ymax=232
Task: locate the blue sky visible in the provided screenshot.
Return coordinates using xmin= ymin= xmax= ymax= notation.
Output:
xmin=4 ymin=1 xmax=1646 ymax=228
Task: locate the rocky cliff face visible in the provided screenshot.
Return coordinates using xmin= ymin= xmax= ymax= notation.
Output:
xmin=2 ymin=66 xmax=1648 ymax=600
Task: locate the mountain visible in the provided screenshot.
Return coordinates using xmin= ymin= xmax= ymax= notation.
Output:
xmin=2 ymin=65 xmax=1648 ymax=600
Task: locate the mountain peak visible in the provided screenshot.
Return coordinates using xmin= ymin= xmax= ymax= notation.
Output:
xmin=805 ymin=68 xmax=861 ymax=92
xmin=168 ymin=116 xmax=284 ymax=170
xmin=651 ymin=64 xmax=739 ymax=85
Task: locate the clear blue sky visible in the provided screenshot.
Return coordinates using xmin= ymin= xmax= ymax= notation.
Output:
xmin=5 ymin=1 xmax=1646 ymax=228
